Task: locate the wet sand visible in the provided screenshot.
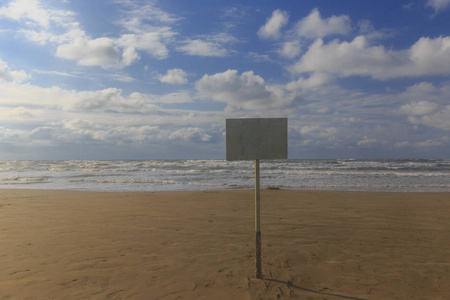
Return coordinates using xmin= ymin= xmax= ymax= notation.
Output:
xmin=1 ymin=189 xmax=449 ymax=299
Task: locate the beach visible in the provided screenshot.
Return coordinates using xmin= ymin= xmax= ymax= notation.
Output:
xmin=1 ymin=189 xmax=449 ymax=299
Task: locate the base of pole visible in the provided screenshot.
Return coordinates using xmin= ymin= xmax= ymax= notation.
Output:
xmin=256 ymin=231 xmax=262 ymax=278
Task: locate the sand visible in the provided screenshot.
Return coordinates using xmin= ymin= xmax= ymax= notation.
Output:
xmin=1 ymin=189 xmax=450 ymax=299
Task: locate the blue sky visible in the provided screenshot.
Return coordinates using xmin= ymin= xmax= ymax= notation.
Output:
xmin=1 ymin=0 xmax=450 ymax=159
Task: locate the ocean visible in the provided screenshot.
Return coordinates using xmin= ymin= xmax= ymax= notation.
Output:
xmin=0 ymin=159 xmax=449 ymax=192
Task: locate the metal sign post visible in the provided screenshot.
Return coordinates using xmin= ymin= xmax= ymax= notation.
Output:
xmin=255 ymin=158 xmax=262 ymax=278
xmin=226 ymin=118 xmax=287 ymax=279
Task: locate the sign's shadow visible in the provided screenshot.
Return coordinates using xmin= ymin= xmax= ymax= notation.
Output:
xmin=261 ymin=278 xmax=368 ymax=300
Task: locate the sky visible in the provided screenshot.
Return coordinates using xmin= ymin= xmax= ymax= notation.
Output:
xmin=1 ymin=0 xmax=450 ymax=160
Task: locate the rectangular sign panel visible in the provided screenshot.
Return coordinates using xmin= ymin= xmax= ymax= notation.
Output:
xmin=226 ymin=118 xmax=287 ymax=161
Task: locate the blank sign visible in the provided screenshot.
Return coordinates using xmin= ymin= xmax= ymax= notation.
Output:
xmin=226 ymin=118 xmax=288 ymax=161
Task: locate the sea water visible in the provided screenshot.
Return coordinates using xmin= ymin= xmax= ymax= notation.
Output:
xmin=0 ymin=159 xmax=449 ymax=192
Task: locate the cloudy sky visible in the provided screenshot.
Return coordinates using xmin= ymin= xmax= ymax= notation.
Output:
xmin=1 ymin=0 xmax=450 ymax=160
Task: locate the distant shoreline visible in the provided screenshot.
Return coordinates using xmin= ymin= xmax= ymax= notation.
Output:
xmin=2 ymin=187 xmax=450 ymax=194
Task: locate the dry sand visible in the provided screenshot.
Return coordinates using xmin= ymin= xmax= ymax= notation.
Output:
xmin=1 ymin=189 xmax=450 ymax=299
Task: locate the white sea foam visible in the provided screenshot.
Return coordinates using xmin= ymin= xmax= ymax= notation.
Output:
xmin=0 ymin=159 xmax=449 ymax=192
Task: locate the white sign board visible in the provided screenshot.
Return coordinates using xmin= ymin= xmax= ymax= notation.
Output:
xmin=226 ymin=118 xmax=287 ymax=161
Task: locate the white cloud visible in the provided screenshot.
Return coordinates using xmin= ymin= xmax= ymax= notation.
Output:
xmin=282 ymin=81 xmax=450 ymax=155
xmin=2 ymin=1 xmax=176 ymax=68
xmin=178 ymin=39 xmax=227 ymax=57
xmin=408 ymin=36 xmax=450 ymax=76
xmin=291 ymin=36 xmax=394 ymax=78
xmin=117 ymin=32 xmax=173 ymax=60
xmin=220 ymin=6 xmax=251 ymax=29
xmin=159 ymin=68 xmax=188 ymax=84
xmin=169 ymin=127 xmax=211 ymax=142
xmin=1 ymin=75 xmax=449 ymax=158
xmin=247 ymin=52 xmax=273 ymax=62
xmin=426 ymin=0 xmax=450 ymax=13
xmin=414 ymin=136 xmax=449 ymax=148
xmin=0 ymin=126 xmax=27 ymax=141
xmin=64 ymin=119 xmax=99 ymax=131
xmin=394 ymin=141 xmax=410 ymax=148
xmin=114 ymin=2 xmax=178 ymax=62
xmin=298 ymin=125 xmax=337 ymax=139
xmin=196 ymin=69 xmax=266 ymax=103
xmin=56 ymin=37 xmax=121 ymax=67
xmin=118 ymin=1 xmax=180 ymax=32
xmin=0 ymin=81 xmax=77 ymax=109
xmin=29 ymin=126 xmax=54 ymax=140
xmin=257 ymin=9 xmax=289 ymax=40
xmin=396 ymin=82 xmax=450 ymax=131
xmin=57 ymin=116 xmax=218 ymax=147
xmin=157 ymin=91 xmax=192 ymax=103
xmin=195 ymin=69 xmax=298 ymax=111
xmin=0 ymin=106 xmax=34 ymax=119
xmin=0 ymin=0 xmax=81 ymax=45
xmin=408 ymin=106 xmax=450 ymax=130
xmin=291 ymin=35 xmax=450 ymax=80
xmin=401 ymin=81 xmax=442 ymax=99
xmin=32 ymin=69 xmax=79 ymax=78
xmin=296 ymin=8 xmax=351 ymax=39
xmin=0 ymin=80 xmax=194 ymax=116
xmin=0 ymin=0 xmax=51 ymax=28
xmin=19 ymin=24 xmax=84 ymax=46
xmin=0 ymin=59 xmax=29 ymax=82
xmin=278 ymin=40 xmax=302 ymax=59
xmin=0 ymin=81 xmax=157 ymax=114
xmin=109 ymin=73 xmax=136 ymax=83
xmin=286 ymin=72 xmax=332 ymax=90
xmin=357 ymin=20 xmax=389 ymax=41
xmin=357 ymin=138 xmax=378 ymax=147
xmin=177 ymin=34 xmax=236 ymax=57
xmin=73 ymin=88 xmax=149 ymax=111
xmin=106 ymin=125 xmax=162 ymax=144
xmin=61 ymin=118 xmax=166 ymax=144
xmin=90 ymin=125 xmax=161 ymax=144
xmin=399 ymin=101 xmax=439 ymax=116
xmin=127 ymin=91 xmax=192 ymax=104
xmin=0 ymin=77 xmax=219 ymax=159
xmin=121 ymin=46 xmax=140 ymax=66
